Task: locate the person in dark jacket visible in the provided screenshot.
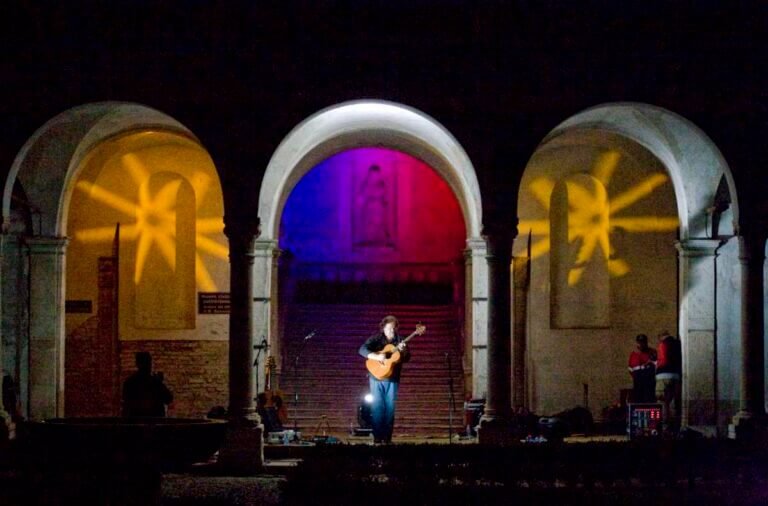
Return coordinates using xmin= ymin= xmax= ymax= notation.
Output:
xmin=655 ymin=332 xmax=682 ymax=434
xmin=358 ymin=315 xmax=411 ymax=444
xmin=628 ymin=334 xmax=657 ymax=402
xmin=122 ymin=352 xmax=173 ymax=417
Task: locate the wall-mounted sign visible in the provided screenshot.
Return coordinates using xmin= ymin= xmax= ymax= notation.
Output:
xmin=65 ymin=300 xmax=93 ymax=314
xmin=198 ymin=292 xmax=230 ymax=314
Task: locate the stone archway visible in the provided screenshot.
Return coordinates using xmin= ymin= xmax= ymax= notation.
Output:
xmin=256 ymin=100 xmax=487 ymax=397
xmin=1 ymin=102 xmax=200 ymax=419
xmin=516 ymin=102 xmax=740 ymax=434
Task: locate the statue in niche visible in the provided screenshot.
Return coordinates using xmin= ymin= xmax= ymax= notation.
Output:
xmin=353 ymin=164 xmax=396 ymax=249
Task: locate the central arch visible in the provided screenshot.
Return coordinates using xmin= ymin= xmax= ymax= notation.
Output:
xmin=256 ymin=100 xmax=487 ymax=399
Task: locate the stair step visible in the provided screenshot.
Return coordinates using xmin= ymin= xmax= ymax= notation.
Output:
xmin=274 ymin=303 xmax=466 ymax=437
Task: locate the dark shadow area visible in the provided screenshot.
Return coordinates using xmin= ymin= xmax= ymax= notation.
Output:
xmin=0 ymin=418 xmax=227 ymax=504
xmin=283 ymin=441 xmax=768 ymax=506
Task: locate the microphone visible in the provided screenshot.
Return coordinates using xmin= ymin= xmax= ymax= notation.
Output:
xmin=304 ymin=330 xmax=316 ymax=341
xmin=253 ymin=338 xmax=269 ymax=350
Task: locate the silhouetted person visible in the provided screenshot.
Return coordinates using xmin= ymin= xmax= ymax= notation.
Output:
xmin=628 ymin=334 xmax=657 ymax=402
xmin=122 ymin=352 xmax=173 ymax=417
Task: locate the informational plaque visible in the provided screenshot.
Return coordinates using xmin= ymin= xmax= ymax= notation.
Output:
xmin=65 ymin=300 xmax=93 ymax=314
xmin=198 ymin=292 xmax=230 ymax=314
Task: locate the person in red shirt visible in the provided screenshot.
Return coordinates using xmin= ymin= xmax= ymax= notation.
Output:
xmin=628 ymin=334 xmax=657 ymax=403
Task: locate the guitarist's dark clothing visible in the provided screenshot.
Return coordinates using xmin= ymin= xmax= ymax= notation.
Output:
xmin=358 ymin=332 xmax=411 ymax=382
xmin=359 ymin=332 xmax=411 ymax=443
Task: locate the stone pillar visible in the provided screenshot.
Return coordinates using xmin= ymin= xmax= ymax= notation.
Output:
xmin=0 ymin=232 xmax=7 ymax=430
xmin=26 ymin=236 xmax=68 ymax=420
xmin=219 ymin=219 xmax=263 ymax=474
xmin=464 ymin=238 xmax=488 ymax=399
xmin=477 ymin=224 xmax=514 ymax=444
xmin=676 ymin=239 xmax=722 ymax=433
xmin=731 ymin=233 xmax=767 ymax=436
xmin=0 ymin=232 xmax=4 ymax=379
xmin=252 ymin=240 xmax=280 ymax=387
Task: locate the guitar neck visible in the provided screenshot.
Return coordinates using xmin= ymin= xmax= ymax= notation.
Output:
xmin=400 ymin=330 xmax=420 ymax=345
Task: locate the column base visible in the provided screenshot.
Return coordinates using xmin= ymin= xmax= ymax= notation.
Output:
xmin=476 ymin=415 xmax=517 ymax=445
xmin=217 ymin=416 xmax=264 ymax=475
xmin=728 ymin=411 xmax=768 ymax=442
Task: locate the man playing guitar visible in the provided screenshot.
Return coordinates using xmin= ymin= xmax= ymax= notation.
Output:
xmin=359 ymin=315 xmax=425 ymax=444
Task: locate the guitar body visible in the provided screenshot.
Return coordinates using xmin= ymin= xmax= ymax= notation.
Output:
xmin=262 ymin=356 xmax=289 ymax=425
xmin=364 ymin=324 xmax=426 ymax=380
xmin=366 ymin=344 xmax=402 ymax=380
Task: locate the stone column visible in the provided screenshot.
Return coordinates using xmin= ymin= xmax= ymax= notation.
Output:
xmin=26 ymin=236 xmax=68 ymax=420
xmin=477 ymin=224 xmax=514 ymax=444
xmin=676 ymin=239 xmax=722 ymax=433
xmin=0 ymin=232 xmax=7 ymax=429
xmin=0 ymin=232 xmax=4 ymax=379
xmin=253 ymin=240 xmax=280 ymax=388
xmin=219 ymin=218 xmax=263 ymax=474
xmin=731 ymin=233 xmax=767 ymax=435
xmin=464 ymin=238 xmax=488 ymax=399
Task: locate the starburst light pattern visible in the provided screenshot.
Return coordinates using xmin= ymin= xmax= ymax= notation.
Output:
xmin=519 ymin=151 xmax=679 ymax=286
xmin=74 ymin=153 xmax=228 ymax=291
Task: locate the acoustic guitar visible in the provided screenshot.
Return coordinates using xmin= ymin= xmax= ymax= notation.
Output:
xmin=263 ymin=355 xmax=289 ymax=425
xmin=365 ymin=324 xmax=426 ymax=380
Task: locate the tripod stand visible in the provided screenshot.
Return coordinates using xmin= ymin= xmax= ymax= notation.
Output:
xmin=312 ymin=414 xmax=331 ymax=437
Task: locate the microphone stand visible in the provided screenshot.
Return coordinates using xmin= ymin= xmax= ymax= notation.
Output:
xmin=446 ymin=351 xmax=456 ymax=444
xmin=292 ymin=330 xmax=315 ymax=432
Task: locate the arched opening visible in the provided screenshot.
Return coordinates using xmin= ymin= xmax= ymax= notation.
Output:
xmin=517 ymin=129 xmax=679 ymax=418
xmin=256 ymin=100 xmax=484 ymax=436
xmin=277 ymin=147 xmax=466 ymax=434
xmin=514 ymin=103 xmax=740 ymax=435
xmin=2 ymin=103 xmax=229 ymax=420
xmin=65 ymin=131 xmax=228 ymax=417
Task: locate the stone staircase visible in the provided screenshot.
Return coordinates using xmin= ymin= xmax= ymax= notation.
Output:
xmin=277 ymin=304 xmax=465 ymax=436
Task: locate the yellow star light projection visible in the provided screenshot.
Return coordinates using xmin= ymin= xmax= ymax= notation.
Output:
xmin=74 ymin=153 xmax=228 ymax=291
xmin=519 ymin=151 xmax=679 ymax=285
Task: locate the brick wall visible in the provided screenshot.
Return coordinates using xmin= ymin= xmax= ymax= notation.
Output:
xmin=119 ymin=340 xmax=228 ymax=418
xmin=66 ymin=316 xmax=114 ymax=416
xmin=65 ymin=256 xmax=120 ymax=417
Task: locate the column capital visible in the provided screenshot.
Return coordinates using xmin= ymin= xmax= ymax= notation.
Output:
xmin=466 ymin=236 xmax=488 ymax=250
xmin=253 ymin=238 xmax=280 ymax=253
xmin=482 ymin=220 xmax=516 ymax=260
xmin=464 ymin=237 xmax=488 ymax=260
xmin=675 ymin=238 xmax=724 ymax=258
xmin=224 ymin=217 xmax=261 ymax=257
xmin=481 ymin=218 xmax=518 ymax=242
xmin=25 ymin=236 xmax=69 ymax=254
